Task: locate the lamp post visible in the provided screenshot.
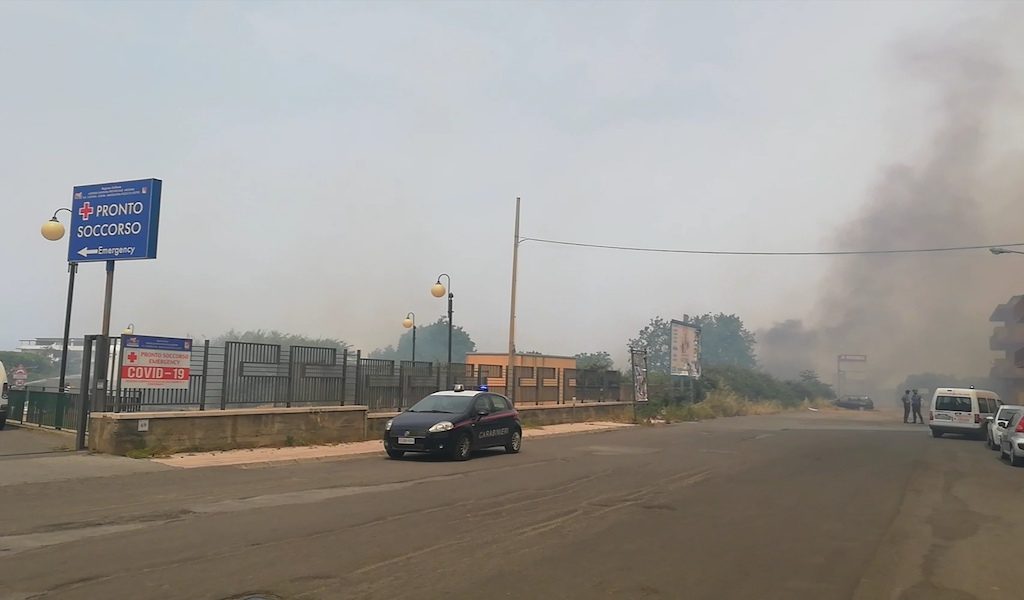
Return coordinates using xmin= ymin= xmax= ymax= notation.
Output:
xmin=432 ymin=274 xmax=453 ymax=387
xmin=41 ymin=208 xmax=77 ymax=393
xmin=402 ymin=313 xmax=416 ymax=363
xmin=122 ymin=323 xmax=135 ymax=335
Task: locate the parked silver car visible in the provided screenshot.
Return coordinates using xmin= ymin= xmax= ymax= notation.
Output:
xmin=999 ymin=411 xmax=1024 ymax=466
xmin=988 ymin=405 xmax=1023 ymax=451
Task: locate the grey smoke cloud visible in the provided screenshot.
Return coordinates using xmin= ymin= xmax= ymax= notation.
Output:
xmin=759 ymin=24 xmax=1024 ymax=389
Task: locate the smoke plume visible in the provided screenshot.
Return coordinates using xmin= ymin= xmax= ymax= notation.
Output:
xmin=759 ymin=25 xmax=1024 ymax=391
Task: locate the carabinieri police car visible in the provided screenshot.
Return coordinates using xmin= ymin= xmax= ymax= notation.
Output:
xmin=384 ymin=385 xmax=522 ymax=460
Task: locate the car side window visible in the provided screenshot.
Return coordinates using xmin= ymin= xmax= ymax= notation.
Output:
xmin=474 ymin=396 xmax=493 ymax=413
xmin=491 ymin=395 xmax=510 ymax=411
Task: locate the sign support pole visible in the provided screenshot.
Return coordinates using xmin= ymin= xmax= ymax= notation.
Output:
xmin=76 ymin=335 xmax=95 ymax=451
xmin=58 ymin=262 xmax=78 ymax=393
xmin=92 ymin=261 xmax=115 ymax=412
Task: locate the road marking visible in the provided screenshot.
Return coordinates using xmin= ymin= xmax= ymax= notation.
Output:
xmin=191 ymin=474 xmax=463 ymax=514
xmin=0 ymin=523 xmax=160 ymax=557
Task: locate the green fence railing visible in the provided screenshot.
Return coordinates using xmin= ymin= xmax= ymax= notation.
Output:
xmin=6 ymin=388 xmax=79 ymax=431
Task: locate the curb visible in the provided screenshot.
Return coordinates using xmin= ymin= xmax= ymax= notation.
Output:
xmin=155 ymin=424 xmax=635 ymax=469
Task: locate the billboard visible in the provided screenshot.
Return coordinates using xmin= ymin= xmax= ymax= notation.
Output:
xmin=630 ymin=348 xmax=649 ymax=403
xmin=120 ymin=335 xmax=192 ymax=390
xmin=670 ymin=320 xmax=701 ymax=378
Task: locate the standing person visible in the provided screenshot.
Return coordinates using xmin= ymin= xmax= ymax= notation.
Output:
xmin=901 ymin=389 xmax=911 ymax=423
xmin=911 ymin=389 xmax=924 ymax=424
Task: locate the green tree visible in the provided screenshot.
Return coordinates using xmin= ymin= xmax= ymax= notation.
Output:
xmin=370 ymin=318 xmax=476 ymax=363
xmin=691 ymin=313 xmax=757 ymax=368
xmin=627 ymin=317 xmax=672 ymax=374
xmin=0 ymin=351 xmax=60 ymax=381
xmin=790 ymin=370 xmax=835 ymax=400
xmin=575 ymin=351 xmax=614 ymax=371
xmin=213 ymin=329 xmax=348 ymax=350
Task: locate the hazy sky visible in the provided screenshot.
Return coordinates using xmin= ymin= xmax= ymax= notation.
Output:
xmin=2 ymin=1 xmax=1020 ymax=368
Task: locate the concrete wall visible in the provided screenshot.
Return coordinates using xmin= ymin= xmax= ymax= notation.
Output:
xmin=90 ymin=406 xmax=367 ymax=456
xmin=366 ymin=412 xmax=398 ymax=440
xmin=517 ymin=402 xmax=633 ymax=427
xmin=89 ymin=402 xmax=634 ymax=456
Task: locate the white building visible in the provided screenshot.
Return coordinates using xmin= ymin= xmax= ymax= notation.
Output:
xmin=17 ymin=337 xmax=85 ymax=358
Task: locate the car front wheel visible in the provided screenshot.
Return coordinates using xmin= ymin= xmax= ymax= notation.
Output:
xmin=505 ymin=429 xmax=522 ymax=454
xmin=451 ymin=433 xmax=472 ymax=461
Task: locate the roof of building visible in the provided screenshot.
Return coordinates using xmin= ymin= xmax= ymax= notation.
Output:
xmin=990 ymin=295 xmax=1024 ymax=322
xmin=467 ymin=352 xmax=577 ymax=360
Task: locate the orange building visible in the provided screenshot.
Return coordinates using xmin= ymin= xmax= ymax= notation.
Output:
xmin=465 ymin=353 xmax=577 ymax=403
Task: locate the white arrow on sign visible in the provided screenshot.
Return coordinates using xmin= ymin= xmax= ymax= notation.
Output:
xmin=77 ymin=247 xmax=100 ymax=257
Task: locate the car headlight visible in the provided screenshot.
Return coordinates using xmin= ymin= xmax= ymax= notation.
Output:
xmin=385 ymin=419 xmax=393 ymax=431
xmin=428 ymin=421 xmax=453 ymax=433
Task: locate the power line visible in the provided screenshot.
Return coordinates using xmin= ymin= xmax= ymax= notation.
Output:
xmin=518 ymin=237 xmax=1024 ymax=256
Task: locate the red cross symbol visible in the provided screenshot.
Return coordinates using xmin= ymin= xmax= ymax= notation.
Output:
xmin=126 ymin=352 xmax=138 ymax=363
xmin=78 ymin=202 xmax=94 ymax=221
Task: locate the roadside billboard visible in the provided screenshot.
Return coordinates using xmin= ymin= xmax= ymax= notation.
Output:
xmin=120 ymin=335 xmax=192 ymax=390
xmin=670 ymin=320 xmax=701 ymax=378
xmin=630 ymin=348 xmax=649 ymax=402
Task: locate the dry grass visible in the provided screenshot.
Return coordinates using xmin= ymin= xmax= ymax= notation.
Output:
xmin=658 ymin=391 xmax=829 ymax=424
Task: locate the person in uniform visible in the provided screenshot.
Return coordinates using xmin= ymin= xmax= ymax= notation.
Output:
xmin=911 ymin=389 xmax=924 ymax=424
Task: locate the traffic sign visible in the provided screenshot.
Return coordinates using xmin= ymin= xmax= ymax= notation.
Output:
xmin=120 ymin=335 xmax=192 ymax=390
xmin=12 ymin=366 xmax=28 ymax=388
xmin=69 ymin=179 xmax=162 ymax=263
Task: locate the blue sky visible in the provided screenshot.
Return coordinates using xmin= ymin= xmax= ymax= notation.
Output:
xmin=2 ymin=1 xmax=1020 ymax=373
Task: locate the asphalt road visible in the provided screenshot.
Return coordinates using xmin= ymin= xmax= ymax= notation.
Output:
xmin=1 ymin=410 xmax=1023 ymax=600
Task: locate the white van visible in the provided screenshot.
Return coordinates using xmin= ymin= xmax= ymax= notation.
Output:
xmin=0 ymin=360 xmax=8 ymax=430
xmin=929 ymin=387 xmax=1001 ymax=439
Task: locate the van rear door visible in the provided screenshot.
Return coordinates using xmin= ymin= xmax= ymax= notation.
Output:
xmin=933 ymin=394 xmax=974 ymax=428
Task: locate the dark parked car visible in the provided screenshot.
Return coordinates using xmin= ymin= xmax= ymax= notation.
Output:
xmin=835 ymin=395 xmax=874 ymax=410
xmin=384 ymin=385 xmax=522 ymax=461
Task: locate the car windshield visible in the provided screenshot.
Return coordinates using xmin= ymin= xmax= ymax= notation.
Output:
xmin=935 ymin=396 xmax=972 ymax=412
xmin=407 ymin=394 xmax=474 ymax=414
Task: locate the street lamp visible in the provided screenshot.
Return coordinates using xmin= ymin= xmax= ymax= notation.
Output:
xmin=402 ymin=313 xmax=416 ymax=363
xmin=41 ymin=207 xmax=77 ymax=393
xmin=123 ymin=323 xmax=135 ymax=335
xmin=990 ymin=247 xmax=1024 ymax=256
xmin=432 ymin=274 xmax=453 ymax=386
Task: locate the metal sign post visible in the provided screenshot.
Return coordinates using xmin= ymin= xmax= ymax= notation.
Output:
xmin=76 ymin=335 xmax=96 ymax=451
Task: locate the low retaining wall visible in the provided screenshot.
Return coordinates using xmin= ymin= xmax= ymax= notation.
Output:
xmin=89 ymin=406 xmax=367 ymax=456
xmin=366 ymin=412 xmax=398 ymax=439
xmin=517 ymin=402 xmax=633 ymax=427
xmin=89 ymin=402 xmax=634 ymax=456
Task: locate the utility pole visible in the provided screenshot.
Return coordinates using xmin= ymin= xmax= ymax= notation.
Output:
xmin=507 ymin=197 xmax=521 ymax=403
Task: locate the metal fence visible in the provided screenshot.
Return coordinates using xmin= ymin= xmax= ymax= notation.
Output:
xmin=5 ymin=387 xmax=86 ymax=432
xmin=9 ymin=339 xmax=626 ymax=425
